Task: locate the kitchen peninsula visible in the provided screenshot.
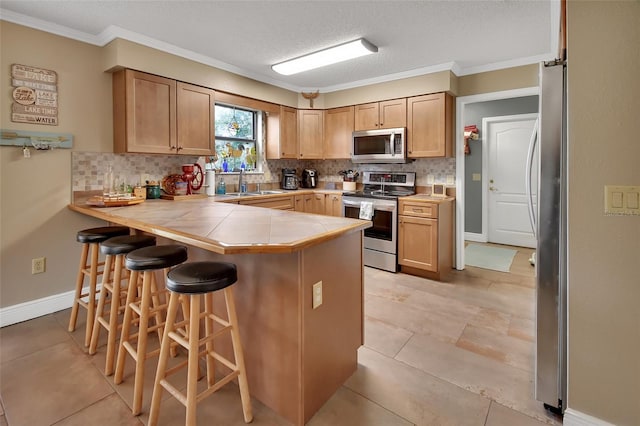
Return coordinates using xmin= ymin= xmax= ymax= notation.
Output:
xmin=68 ymin=196 xmax=371 ymax=425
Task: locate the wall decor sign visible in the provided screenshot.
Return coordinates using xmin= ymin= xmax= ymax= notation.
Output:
xmin=10 ymin=64 xmax=58 ymax=126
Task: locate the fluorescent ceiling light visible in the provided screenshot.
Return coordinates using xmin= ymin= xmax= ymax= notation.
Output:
xmin=272 ymin=38 xmax=378 ymax=76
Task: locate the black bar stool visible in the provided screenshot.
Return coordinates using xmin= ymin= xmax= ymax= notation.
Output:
xmin=148 ymin=261 xmax=252 ymax=426
xmin=114 ymin=244 xmax=188 ymax=416
xmin=69 ymin=226 xmax=130 ymax=347
xmin=89 ymin=234 xmax=157 ymax=376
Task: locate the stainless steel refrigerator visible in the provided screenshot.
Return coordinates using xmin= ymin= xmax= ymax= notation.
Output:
xmin=527 ymin=60 xmax=567 ymax=415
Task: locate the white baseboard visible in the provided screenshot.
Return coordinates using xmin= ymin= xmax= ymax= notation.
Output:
xmin=0 ymin=289 xmax=76 ymax=328
xmin=464 ymin=232 xmax=487 ymax=243
xmin=564 ymin=408 xmax=617 ymax=426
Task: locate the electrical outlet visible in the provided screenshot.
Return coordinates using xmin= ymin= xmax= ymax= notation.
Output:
xmin=446 ymin=174 xmax=455 ymax=185
xmin=312 ymin=281 xmax=323 ymax=309
xmin=32 ymin=257 xmax=46 ymax=274
xmin=426 ymin=174 xmax=435 ymax=184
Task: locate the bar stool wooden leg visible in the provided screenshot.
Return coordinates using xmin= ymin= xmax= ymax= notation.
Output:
xmin=114 ymin=270 xmax=139 ymax=385
xmin=204 ymin=292 xmax=216 ymax=387
xmin=185 ymin=294 xmax=200 ymax=426
xmin=132 ymin=270 xmax=153 ymax=415
xmin=148 ymin=292 xmax=180 ymax=426
xmin=105 ymin=254 xmax=126 ymax=375
xmin=89 ymin=253 xmax=114 ymax=355
xmin=84 ymin=242 xmax=100 ymax=347
xmin=225 ymin=287 xmax=253 ymax=423
xmin=68 ymin=243 xmax=89 ymax=333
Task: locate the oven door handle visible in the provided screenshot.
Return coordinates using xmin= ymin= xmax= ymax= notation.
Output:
xmin=342 ymin=199 xmax=396 ymax=212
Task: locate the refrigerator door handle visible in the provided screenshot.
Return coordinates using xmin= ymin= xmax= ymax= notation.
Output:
xmin=526 ymin=117 xmax=539 ymax=239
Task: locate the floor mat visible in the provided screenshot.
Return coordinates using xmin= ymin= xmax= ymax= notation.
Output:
xmin=465 ymin=243 xmax=517 ymax=272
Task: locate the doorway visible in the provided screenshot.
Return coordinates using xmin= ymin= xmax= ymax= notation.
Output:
xmin=485 ymin=114 xmax=538 ymax=248
xmin=455 ymin=88 xmax=539 ymax=269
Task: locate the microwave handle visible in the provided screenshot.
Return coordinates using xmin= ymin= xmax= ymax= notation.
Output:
xmin=389 ymin=132 xmax=395 ymax=156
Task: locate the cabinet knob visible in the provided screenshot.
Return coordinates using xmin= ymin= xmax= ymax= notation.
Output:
xmin=177 ymin=146 xmax=183 ymax=151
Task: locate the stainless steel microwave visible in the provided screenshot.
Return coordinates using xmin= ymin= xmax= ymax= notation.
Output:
xmin=351 ymin=128 xmax=408 ymax=163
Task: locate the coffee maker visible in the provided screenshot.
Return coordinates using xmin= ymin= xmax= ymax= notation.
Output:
xmin=301 ymin=169 xmax=318 ymax=188
xmin=281 ymin=168 xmax=298 ymax=190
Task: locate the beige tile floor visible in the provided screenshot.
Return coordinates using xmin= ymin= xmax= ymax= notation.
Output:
xmin=0 ymin=243 xmax=562 ymax=425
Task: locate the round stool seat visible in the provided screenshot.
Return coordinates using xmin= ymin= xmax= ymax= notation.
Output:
xmin=125 ymin=245 xmax=188 ymax=271
xmin=101 ymin=235 xmax=156 ymax=256
xmin=77 ymin=226 xmax=130 ymax=244
xmin=167 ymin=261 xmax=237 ymax=294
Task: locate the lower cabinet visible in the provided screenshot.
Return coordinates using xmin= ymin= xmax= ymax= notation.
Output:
xmin=398 ymin=197 xmax=454 ymax=280
xmin=324 ymin=193 xmax=342 ymax=217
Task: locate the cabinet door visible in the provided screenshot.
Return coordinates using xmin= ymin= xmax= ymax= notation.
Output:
xmin=303 ymin=194 xmax=314 ymax=212
xmin=294 ymin=194 xmax=305 ymax=212
xmin=398 ymin=215 xmax=439 ymax=271
xmin=324 ymin=194 xmax=343 ymax=217
xmin=324 ymin=106 xmax=354 ymax=159
xmin=116 ymin=69 xmax=176 ymax=154
xmin=312 ymin=193 xmax=326 ymax=214
xmin=176 ymin=82 xmax=215 ymax=155
xmin=407 ymin=93 xmax=453 ymax=158
xmin=379 ymin=99 xmax=407 ymax=129
xmin=280 ymin=106 xmax=299 ymax=158
xmin=298 ymin=109 xmax=323 ymax=159
xmin=354 ymin=102 xmax=379 ymax=131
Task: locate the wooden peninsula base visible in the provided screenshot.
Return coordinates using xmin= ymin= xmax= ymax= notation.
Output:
xmin=69 ymin=196 xmax=369 ymax=425
xmin=178 ymin=232 xmax=364 ymax=425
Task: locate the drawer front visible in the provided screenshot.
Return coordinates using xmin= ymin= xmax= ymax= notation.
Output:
xmin=399 ymin=200 xmax=438 ymax=218
xmin=241 ymin=195 xmax=294 ymax=210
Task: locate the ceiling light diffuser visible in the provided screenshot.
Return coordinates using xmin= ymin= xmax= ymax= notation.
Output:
xmin=272 ymin=38 xmax=378 ymax=76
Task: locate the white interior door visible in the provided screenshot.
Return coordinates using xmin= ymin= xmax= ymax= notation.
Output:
xmin=485 ymin=114 xmax=538 ymax=248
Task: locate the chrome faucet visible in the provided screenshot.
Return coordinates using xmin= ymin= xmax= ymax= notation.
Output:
xmin=238 ymin=169 xmax=245 ymax=192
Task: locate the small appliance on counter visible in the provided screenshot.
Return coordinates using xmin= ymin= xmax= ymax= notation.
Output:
xmin=281 ymin=168 xmax=298 ymax=190
xmin=301 ymin=169 xmax=318 ymax=188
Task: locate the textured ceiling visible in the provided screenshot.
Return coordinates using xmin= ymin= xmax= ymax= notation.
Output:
xmin=0 ymin=1 xmax=557 ymax=92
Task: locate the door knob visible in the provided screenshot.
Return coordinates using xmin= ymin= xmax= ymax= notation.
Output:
xmin=489 ymin=186 xmax=497 ymax=191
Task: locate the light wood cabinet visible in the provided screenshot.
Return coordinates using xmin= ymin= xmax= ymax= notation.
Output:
xmin=303 ymin=193 xmax=314 ymax=212
xmin=398 ymin=198 xmax=454 ymax=280
xmin=267 ymin=105 xmax=298 ymax=159
xmin=323 ymin=106 xmax=354 ymax=159
xmin=176 ymin=82 xmax=215 ymax=155
xmin=298 ymin=109 xmax=323 ymax=159
xmin=294 ymin=194 xmax=305 ymax=212
xmin=113 ymin=69 xmax=176 ymax=154
xmin=324 ymin=193 xmax=343 ymax=217
xmin=354 ymin=98 xmax=406 ymax=131
xmin=113 ymin=69 xmax=214 ymax=155
xmin=407 ymin=93 xmax=453 ymax=158
xmin=311 ymin=193 xmax=326 ymax=214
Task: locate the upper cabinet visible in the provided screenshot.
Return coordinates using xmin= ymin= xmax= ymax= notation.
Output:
xmin=407 ymin=93 xmax=453 ymax=158
xmin=298 ymin=109 xmax=324 ymax=159
xmin=176 ymin=82 xmax=216 ymax=155
xmin=267 ymin=105 xmax=298 ymax=160
xmin=324 ymin=106 xmax=354 ymax=159
xmin=113 ymin=69 xmax=214 ymax=155
xmin=354 ymin=98 xmax=406 ymax=131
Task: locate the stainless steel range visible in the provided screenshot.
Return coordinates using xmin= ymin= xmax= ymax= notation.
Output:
xmin=342 ymin=171 xmax=416 ymax=272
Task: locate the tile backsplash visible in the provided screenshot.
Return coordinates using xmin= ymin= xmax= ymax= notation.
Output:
xmin=72 ymin=152 xmax=455 ymax=191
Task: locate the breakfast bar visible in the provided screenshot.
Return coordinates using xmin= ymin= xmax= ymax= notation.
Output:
xmin=68 ymin=196 xmax=371 ymax=425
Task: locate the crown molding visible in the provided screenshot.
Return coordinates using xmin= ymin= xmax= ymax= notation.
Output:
xmin=1 ymin=7 xmax=555 ymax=93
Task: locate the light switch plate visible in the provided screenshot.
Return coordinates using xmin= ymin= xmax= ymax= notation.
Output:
xmin=312 ymin=281 xmax=323 ymax=309
xmin=446 ymin=174 xmax=455 ymax=185
xmin=426 ymin=174 xmax=435 ymax=185
xmin=604 ymin=185 xmax=640 ymax=216
xmin=472 ymin=173 xmax=481 ymax=182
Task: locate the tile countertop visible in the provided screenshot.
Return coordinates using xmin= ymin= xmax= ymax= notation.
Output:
xmin=399 ymin=194 xmax=456 ymax=203
xmin=68 ymin=194 xmax=371 ymax=255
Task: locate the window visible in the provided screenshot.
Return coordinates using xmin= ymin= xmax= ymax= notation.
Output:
xmin=212 ymin=104 xmax=261 ymax=173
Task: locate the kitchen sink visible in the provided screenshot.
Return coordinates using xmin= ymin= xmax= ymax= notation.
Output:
xmin=225 ymin=190 xmax=286 ymax=197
